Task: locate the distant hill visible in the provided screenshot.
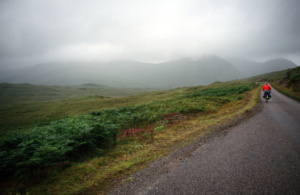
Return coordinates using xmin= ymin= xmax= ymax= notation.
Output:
xmin=227 ymin=58 xmax=297 ymax=78
xmin=1 ymin=56 xmax=297 ymax=88
xmin=244 ymin=69 xmax=291 ymax=82
xmin=261 ymin=58 xmax=297 ymax=73
xmin=157 ymin=56 xmax=241 ymax=87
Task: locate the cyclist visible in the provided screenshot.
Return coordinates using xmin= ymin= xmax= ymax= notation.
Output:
xmin=262 ymin=83 xmax=272 ymax=99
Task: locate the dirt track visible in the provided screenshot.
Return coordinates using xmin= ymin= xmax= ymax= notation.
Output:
xmin=108 ymin=87 xmax=300 ymax=194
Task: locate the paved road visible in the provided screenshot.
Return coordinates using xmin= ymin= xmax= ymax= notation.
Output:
xmin=136 ymin=88 xmax=300 ymax=194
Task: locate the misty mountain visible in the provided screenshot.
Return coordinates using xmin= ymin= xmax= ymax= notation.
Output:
xmin=0 ymin=56 xmax=297 ymax=89
xmin=1 ymin=62 xmax=138 ymax=87
xmin=261 ymin=58 xmax=298 ymax=73
xmin=157 ymin=56 xmax=241 ymax=87
xmin=227 ymin=58 xmax=297 ymax=78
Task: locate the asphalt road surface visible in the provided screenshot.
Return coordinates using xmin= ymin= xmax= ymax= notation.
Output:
xmin=109 ymin=88 xmax=300 ymax=194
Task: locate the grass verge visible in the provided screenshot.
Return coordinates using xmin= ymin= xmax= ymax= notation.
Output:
xmin=271 ymin=81 xmax=300 ymax=101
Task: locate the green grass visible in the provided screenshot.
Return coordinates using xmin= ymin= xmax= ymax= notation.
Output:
xmin=0 ymin=81 xmax=261 ymax=194
xmin=0 ymin=83 xmax=154 ymax=105
xmin=0 ymin=87 xmax=178 ymax=133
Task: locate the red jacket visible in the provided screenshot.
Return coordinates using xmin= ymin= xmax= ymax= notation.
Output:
xmin=262 ymin=84 xmax=271 ymax=91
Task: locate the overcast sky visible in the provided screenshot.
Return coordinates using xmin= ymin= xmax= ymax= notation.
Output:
xmin=0 ymin=0 xmax=300 ymax=69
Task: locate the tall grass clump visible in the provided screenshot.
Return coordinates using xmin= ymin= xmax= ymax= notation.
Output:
xmin=0 ymin=106 xmax=161 ymax=181
xmin=0 ymin=116 xmax=118 ymax=181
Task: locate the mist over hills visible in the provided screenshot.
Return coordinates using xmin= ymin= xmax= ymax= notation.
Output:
xmin=0 ymin=56 xmax=297 ymax=89
xmin=227 ymin=58 xmax=298 ymax=78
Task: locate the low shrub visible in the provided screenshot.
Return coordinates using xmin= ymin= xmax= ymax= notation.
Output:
xmin=0 ymin=116 xmax=118 ymax=181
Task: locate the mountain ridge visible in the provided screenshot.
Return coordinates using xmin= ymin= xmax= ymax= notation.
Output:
xmin=227 ymin=58 xmax=297 ymax=78
xmin=0 ymin=56 xmax=297 ymax=89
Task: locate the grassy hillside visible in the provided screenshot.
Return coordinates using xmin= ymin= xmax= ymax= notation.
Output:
xmin=0 ymin=81 xmax=261 ymax=194
xmin=0 ymin=83 xmax=154 ymax=105
xmin=0 ymin=86 xmax=164 ymax=133
xmin=244 ymin=69 xmax=291 ymax=82
xmin=270 ymin=67 xmax=300 ymax=101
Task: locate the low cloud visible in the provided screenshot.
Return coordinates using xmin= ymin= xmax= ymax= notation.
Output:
xmin=0 ymin=0 xmax=300 ymax=68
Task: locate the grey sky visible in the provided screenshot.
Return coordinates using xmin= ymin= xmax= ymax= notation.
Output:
xmin=1 ymin=0 xmax=300 ymax=68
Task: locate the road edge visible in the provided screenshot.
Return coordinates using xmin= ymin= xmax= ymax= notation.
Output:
xmin=106 ymin=90 xmax=263 ymax=195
